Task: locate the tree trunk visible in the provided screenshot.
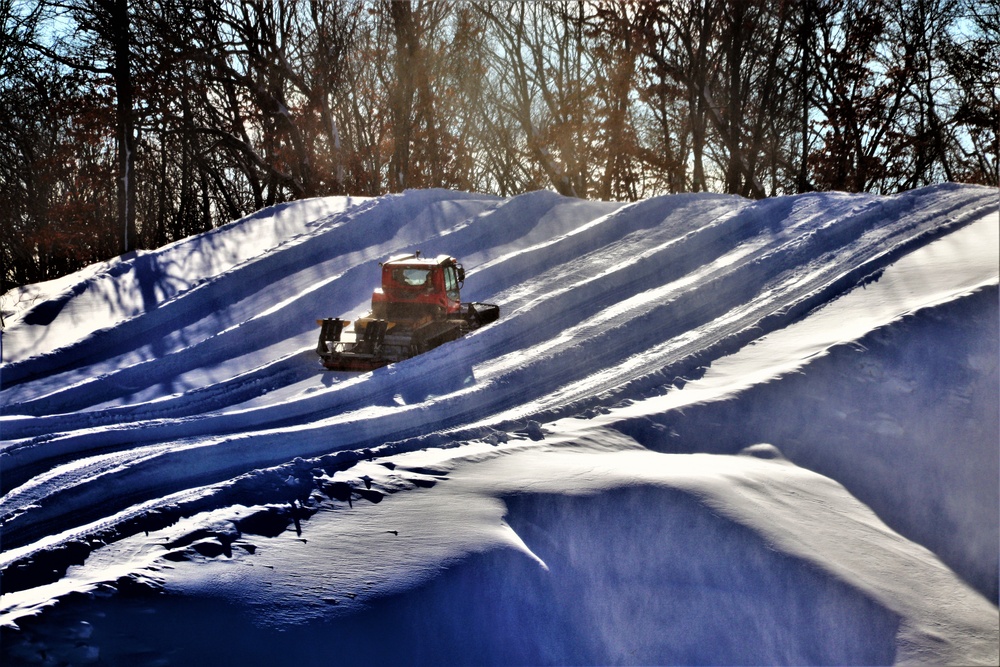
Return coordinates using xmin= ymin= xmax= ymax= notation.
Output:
xmin=111 ymin=0 xmax=137 ymax=255
xmin=797 ymin=0 xmax=814 ymax=192
xmin=388 ymin=0 xmax=418 ymax=192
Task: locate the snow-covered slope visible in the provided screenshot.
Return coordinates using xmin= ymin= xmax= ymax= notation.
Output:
xmin=1 ymin=185 xmax=997 ymax=665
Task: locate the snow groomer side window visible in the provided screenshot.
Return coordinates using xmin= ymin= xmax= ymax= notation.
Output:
xmin=444 ymin=265 xmax=460 ymax=301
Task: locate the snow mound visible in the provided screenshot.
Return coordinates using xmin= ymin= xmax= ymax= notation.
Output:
xmin=1 ymin=185 xmax=997 ymax=664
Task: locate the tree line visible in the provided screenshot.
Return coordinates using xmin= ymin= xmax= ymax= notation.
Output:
xmin=2 ymin=0 xmax=996 ymax=291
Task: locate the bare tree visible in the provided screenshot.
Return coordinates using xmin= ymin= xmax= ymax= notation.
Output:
xmin=938 ymin=0 xmax=999 ymax=185
xmin=1 ymin=0 xmax=119 ymax=287
xmin=479 ymin=1 xmax=595 ymax=197
xmin=15 ymin=0 xmax=138 ymax=253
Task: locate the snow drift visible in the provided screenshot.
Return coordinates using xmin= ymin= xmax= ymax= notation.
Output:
xmin=1 ymin=184 xmax=997 ymax=665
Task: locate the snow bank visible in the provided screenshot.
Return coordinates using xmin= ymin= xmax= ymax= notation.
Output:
xmin=1 ymin=197 xmax=370 ymax=361
xmin=1 ymin=184 xmax=997 ymax=664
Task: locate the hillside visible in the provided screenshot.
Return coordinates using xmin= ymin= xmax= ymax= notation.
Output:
xmin=1 ymin=185 xmax=997 ymax=665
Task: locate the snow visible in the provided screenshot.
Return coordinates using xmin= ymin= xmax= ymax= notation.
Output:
xmin=1 ymin=184 xmax=997 ymax=665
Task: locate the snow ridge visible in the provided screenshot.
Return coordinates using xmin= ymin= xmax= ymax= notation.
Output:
xmin=1 ymin=184 xmax=997 ymax=664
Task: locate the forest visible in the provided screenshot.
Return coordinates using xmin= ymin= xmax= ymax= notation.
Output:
xmin=1 ymin=0 xmax=997 ymax=292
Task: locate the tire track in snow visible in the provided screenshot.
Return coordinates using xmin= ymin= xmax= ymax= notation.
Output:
xmin=0 ymin=193 xmax=501 ymax=394
xmin=0 ymin=195 xmax=749 ymax=480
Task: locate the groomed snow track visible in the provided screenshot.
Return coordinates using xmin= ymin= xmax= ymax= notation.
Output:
xmin=1 ymin=185 xmax=997 ymax=658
